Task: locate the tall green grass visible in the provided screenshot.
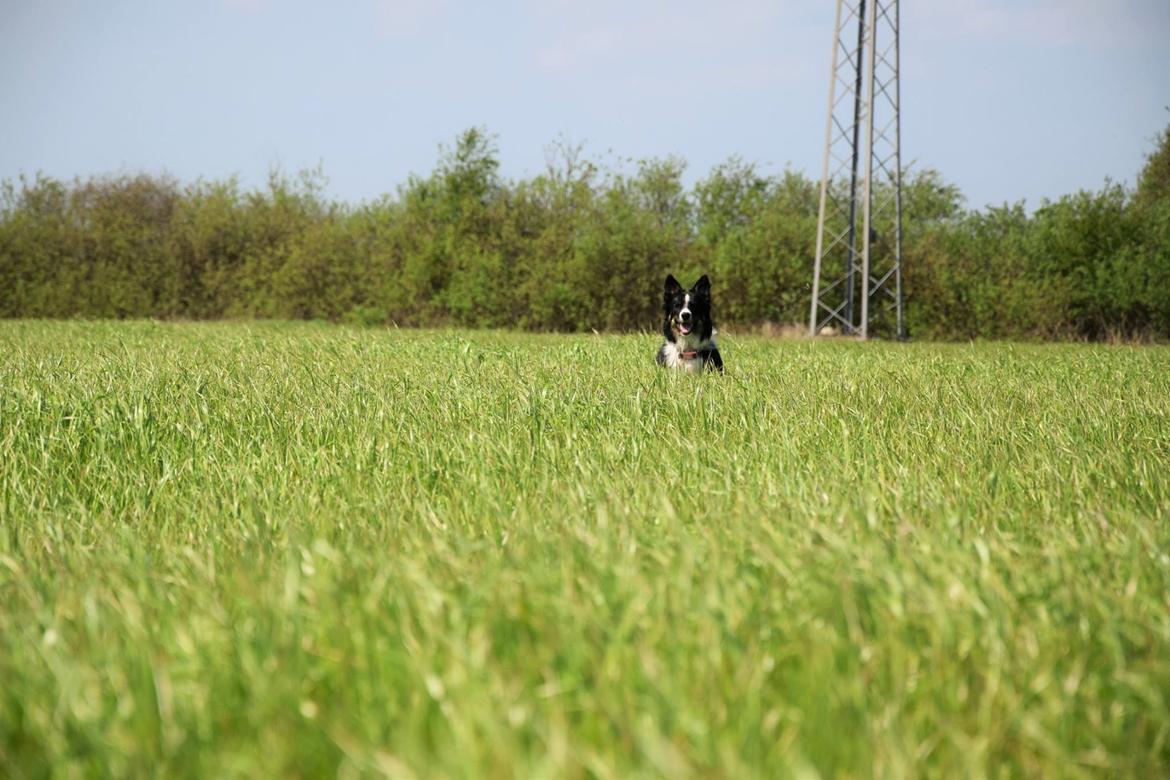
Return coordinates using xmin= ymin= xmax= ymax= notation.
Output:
xmin=2 ymin=321 xmax=1169 ymax=777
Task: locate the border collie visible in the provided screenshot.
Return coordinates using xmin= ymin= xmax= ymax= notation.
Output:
xmin=656 ymin=274 xmax=723 ymax=373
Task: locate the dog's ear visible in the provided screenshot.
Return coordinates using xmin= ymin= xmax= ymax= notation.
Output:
xmin=664 ymin=274 xmax=682 ymax=300
xmin=691 ymin=274 xmax=711 ymax=297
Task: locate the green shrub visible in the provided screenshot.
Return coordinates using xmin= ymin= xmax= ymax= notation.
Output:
xmin=2 ymin=125 xmax=1168 ymax=340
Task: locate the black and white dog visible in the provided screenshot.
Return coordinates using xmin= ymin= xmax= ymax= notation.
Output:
xmin=656 ymin=274 xmax=723 ymax=373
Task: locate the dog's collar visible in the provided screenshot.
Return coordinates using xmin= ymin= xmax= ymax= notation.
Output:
xmin=678 ymin=350 xmax=699 ymax=360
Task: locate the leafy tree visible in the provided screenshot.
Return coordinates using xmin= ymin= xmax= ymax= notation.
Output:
xmin=1135 ymin=113 xmax=1170 ymax=208
xmin=1 ymin=125 xmax=1168 ymax=339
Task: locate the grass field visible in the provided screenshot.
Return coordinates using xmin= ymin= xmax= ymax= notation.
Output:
xmin=2 ymin=321 xmax=1169 ymax=778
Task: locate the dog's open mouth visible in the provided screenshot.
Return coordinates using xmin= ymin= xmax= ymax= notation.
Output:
xmin=678 ymin=323 xmax=692 ymax=335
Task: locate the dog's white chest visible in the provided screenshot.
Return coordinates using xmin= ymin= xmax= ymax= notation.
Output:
xmin=662 ymin=340 xmax=707 ymax=372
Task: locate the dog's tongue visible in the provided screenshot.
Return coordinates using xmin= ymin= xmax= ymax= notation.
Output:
xmin=679 ymin=324 xmax=692 ymax=335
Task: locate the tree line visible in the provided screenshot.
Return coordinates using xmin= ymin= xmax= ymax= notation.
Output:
xmin=2 ymin=123 xmax=1168 ymax=340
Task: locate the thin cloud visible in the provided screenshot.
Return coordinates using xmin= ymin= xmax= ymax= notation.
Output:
xmin=916 ymin=0 xmax=1169 ymax=49
xmin=373 ymin=0 xmax=450 ymax=37
xmin=222 ymin=0 xmax=271 ymax=13
xmin=529 ymin=0 xmax=814 ymax=91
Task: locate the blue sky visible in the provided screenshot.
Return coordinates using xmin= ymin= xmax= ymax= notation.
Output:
xmin=2 ymin=0 xmax=1168 ymax=209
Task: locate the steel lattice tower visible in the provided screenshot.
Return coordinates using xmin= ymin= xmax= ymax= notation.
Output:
xmin=809 ymin=0 xmax=904 ymax=339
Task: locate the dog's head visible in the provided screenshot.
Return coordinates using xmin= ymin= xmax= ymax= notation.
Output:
xmin=662 ymin=274 xmax=714 ymax=342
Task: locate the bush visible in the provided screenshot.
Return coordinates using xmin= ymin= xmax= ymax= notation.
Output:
xmin=2 ymin=125 xmax=1169 ymax=340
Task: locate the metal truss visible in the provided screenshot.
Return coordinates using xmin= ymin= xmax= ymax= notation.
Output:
xmin=809 ymin=0 xmax=904 ymax=340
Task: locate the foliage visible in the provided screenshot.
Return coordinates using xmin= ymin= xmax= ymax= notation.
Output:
xmin=2 ymin=123 xmax=1170 ymax=339
xmin=1135 ymin=111 xmax=1170 ymax=209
